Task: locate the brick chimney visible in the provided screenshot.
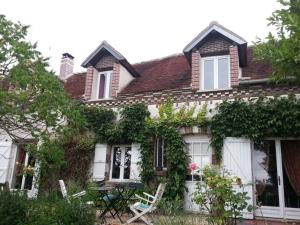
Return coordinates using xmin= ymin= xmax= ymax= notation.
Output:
xmin=59 ymin=53 xmax=74 ymax=80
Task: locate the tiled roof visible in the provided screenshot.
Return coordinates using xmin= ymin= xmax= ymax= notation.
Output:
xmin=64 ymin=72 xmax=86 ymax=100
xmin=242 ymin=47 xmax=272 ymax=79
xmin=121 ymin=54 xmax=191 ymax=94
xmin=63 ymin=47 xmax=273 ymax=99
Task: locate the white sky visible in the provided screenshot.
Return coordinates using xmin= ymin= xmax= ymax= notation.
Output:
xmin=1 ymin=0 xmax=280 ymax=74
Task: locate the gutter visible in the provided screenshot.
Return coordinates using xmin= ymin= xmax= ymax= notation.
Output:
xmin=239 ymin=78 xmax=269 ymax=85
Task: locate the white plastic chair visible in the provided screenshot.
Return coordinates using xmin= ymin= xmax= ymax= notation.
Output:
xmin=126 ymin=183 xmax=166 ymax=225
xmin=58 ymin=180 xmax=93 ymax=205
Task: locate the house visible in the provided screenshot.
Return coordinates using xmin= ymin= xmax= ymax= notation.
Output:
xmin=1 ymin=21 xmax=300 ymax=220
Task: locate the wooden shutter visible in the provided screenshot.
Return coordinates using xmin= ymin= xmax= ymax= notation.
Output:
xmin=130 ymin=143 xmax=141 ymax=180
xmin=0 ymin=141 xmax=13 ymax=184
xmin=92 ymin=144 xmax=107 ymax=181
xmin=98 ymin=74 xmax=106 ymax=99
xmin=223 ymin=137 xmax=254 ymax=219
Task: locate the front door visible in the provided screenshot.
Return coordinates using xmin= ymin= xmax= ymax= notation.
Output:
xmin=110 ymin=146 xmax=132 ymax=180
xmin=253 ymin=140 xmax=300 ymax=220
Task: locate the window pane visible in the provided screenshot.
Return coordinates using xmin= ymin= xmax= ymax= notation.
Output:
xmin=193 ymin=143 xmax=201 ymax=155
xmin=218 ymin=58 xmax=229 ymax=89
xmin=201 ymin=143 xmax=210 ymax=155
xmin=203 ymin=60 xmax=214 ymax=90
xmin=201 ymin=156 xmax=210 ymax=168
xmin=98 ymin=74 xmax=105 ymax=99
xmin=155 ymin=138 xmax=163 ymax=170
xmin=193 ymin=156 xmax=202 ymax=166
xmin=123 ymin=147 xmax=131 ymax=179
xmin=112 ymin=147 xmax=122 ymax=179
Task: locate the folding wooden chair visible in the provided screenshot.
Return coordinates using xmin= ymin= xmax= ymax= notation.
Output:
xmin=58 ymin=180 xmax=93 ymax=205
xmin=126 ymin=183 xmax=166 ymax=225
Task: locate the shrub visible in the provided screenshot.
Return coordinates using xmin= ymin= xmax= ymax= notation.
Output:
xmin=193 ymin=166 xmax=253 ymax=225
xmin=0 ymin=190 xmax=27 ymax=225
xmin=26 ymin=195 xmax=95 ymax=225
xmin=0 ymin=190 xmax=95 ymax=225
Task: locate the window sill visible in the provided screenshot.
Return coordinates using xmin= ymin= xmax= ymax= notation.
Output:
xmin=196 ymin=88 xmax=233 ymax=93
xmin=88 ymin=98 xmax=114 ymax=102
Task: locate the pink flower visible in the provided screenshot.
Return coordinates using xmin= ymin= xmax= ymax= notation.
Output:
xmin=189 ymin=162 xmax=198 ymax=171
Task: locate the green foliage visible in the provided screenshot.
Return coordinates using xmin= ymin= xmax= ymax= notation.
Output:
xmin=26 ymin=195 xmax=95 ymax=225
xmin=193 ymin=166 xmax=252 ymax=225
xmin=210 ymin=96 xmax=300 ymax=160
xmin=158 ymin=196 xmax=183 ymax=215
xmin=83 ymin=106 xmax=116 ymax=142
xmin=38 ymin=132 xmax=96 ymax=193
xmin=0 ymin=15 xmax=85 ymax=180
xmin=254 ymin=0 xmax=300 ymax=81
xmin=0 ymin=190 xmax=27 ymax=225
xmin=84 ymin=100 xmax=207 ymax=201
xmin=148 ymin=98 xmax=207 ymax=200
xmin=0 ymin=191 xmax=95 ymax=225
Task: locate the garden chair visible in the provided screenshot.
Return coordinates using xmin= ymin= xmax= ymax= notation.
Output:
xmin=58 ymin=180 xmax=93 ymax=205
xmin=126 ymin=183 xmax=166 ymax=225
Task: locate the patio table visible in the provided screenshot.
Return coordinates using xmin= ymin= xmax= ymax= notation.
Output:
xmin=90 ymin=181 xmax=143 ymax=224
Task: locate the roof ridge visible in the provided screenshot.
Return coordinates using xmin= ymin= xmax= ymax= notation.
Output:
xmin=132 ymin=53 xmax=184 ymax=66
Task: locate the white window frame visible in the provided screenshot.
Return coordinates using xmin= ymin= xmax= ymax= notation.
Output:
xmin=10 ymin=146 xmax=36 ymax=192
xmin=187 ymin=140 xmax=211 ymax=181
xmin=109 ymin=145 xmax=132 ymax=181
xmin=97 ymin=70 xmax=112 ymax=99
xmin=201 ymin=55 xmax=230 ymax=90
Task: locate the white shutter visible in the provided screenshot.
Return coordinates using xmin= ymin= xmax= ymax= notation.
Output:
xmin=223 ymin=137 xmax=254 ymax=219
xmin=130 ymin=143 xmax=141 ymax=180
xmin=0 ymin=141 xmax=13 ymax=184
xmin=92 ymin=144 xmax=107 ymax=181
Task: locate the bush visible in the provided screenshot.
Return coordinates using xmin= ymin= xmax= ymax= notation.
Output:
xmin=158 ymin=197 xmax=183 ymax=215
xmin=0 ymin=190 xmax=27 ymax=225
xmin=0 ymin=190 xmax=95 ymax=225
xmin=193 ymin=166 xmax=253 ymax=225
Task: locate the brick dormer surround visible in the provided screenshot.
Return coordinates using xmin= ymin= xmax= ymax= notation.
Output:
xmin=84 ymin=66 xmax=94 ymax=100
xmin=190 ymin=45 xmax=240 ymax=90
xmin=229 ymin=45 xmax=239 ymax=87
xmin=84 ymin=57 xmax=121 ymax=100
xmin=191 ymin=51 xmax=201 ymax=90
xmin=111 ymin=62 xmax=120 ymax=97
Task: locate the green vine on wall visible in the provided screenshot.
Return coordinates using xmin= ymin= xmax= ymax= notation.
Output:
xmin=210 ymin=95 xmax=300 ymax=160
xmin=147 ymin=99 xmax=207 ymax=200
xmin=84 ymin=99 xmax=207 ymax=201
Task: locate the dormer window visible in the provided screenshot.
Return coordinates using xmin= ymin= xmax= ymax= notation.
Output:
xmin=97 ymin=70 xmax=112 ymax=99
xmin=201 ymin=55 xmax=230 ymax=90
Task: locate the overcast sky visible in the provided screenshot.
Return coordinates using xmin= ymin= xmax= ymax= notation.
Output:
xmin=1 ymin=0 xmax=280 ymax=74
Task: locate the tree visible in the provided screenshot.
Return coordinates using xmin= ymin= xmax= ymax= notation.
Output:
xmin=254 ymin=0 xmax=300 ymax=82
xmin=0 ymin=15 xmax=83 ymax=146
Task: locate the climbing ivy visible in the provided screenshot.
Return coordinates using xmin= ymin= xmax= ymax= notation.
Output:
xmin=210 ymin=95 xmax=300 ymax=160
xmin=84 ymin=99 xmax=207 ymax=201
xmin=147 ymin=99 xmax=207 ymax=200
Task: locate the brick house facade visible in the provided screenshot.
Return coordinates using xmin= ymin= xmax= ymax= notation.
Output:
xmin=1 ymin=21 xmax=299 ymax=221
xmin=62 ymin=22 xmax=300 ymax=221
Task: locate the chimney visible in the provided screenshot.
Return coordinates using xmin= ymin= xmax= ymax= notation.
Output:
xmin=59 ymin=53 xmax=74 ymax=80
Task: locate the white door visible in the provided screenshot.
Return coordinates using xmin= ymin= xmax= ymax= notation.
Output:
xmin=184 ymin=135 xmax=211 ymax=212
xmin=110 ymin=145 xmax=132 ymax=181
xmin=223 ymin=138 xmax=254 ymax=219
xmin=253 ymin=139 xmax=300 ymax=220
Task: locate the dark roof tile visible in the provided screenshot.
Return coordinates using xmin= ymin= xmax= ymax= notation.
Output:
xmin=121 ymin=54 xmax=191 ymax=94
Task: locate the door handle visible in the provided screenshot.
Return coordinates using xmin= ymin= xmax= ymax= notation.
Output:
xmin=278 ymin=176 xmax=280 ymax=186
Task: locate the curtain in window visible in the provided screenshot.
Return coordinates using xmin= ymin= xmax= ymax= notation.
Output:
xmin=281 ymin=140 xmax=300 ymax=197
xmin=98 ymin=74 xmax=106 ymax=99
